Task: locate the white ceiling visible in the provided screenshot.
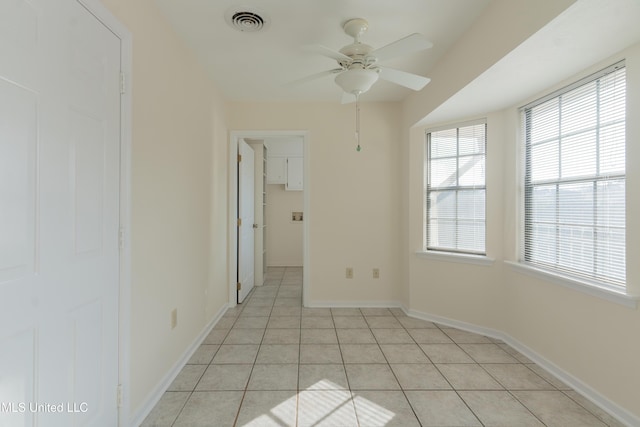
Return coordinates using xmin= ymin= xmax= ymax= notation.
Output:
xmin=153 ymin=0 xmax=491 ymax=102
xmin=422 ymin=0 xmax=640 ymax=126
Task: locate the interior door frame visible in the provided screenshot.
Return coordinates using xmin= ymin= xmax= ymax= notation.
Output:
xmin=75 ymin=1 xmax=132 ymax=425
xmin=228 ymin=131 xmax=310 ymax=307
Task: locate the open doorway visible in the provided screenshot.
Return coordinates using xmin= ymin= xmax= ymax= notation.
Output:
xmin=228 ymin=131 xmax=310 ymax=307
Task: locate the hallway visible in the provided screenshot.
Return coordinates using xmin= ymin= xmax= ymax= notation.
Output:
xmin=142 ymin=267 xmax=618 ymax=426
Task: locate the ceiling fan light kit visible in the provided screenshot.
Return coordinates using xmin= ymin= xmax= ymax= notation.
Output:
xmin=334 ymin=68 xmax=380 ymax=96
xmin=296 ymin=18 xmax=433 ymax=151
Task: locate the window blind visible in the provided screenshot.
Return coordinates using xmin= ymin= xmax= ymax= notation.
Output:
xmin=426 ymin=122 xmax=486 ymax=254
xmin=522 ymin=62 xmax=626 ymax=289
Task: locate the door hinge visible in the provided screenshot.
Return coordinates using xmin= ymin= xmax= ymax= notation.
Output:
xmin=120 ymin=72 xmax=126 ymax=95
xmin=237 ymin=154 xmax=242 ymax=163
xmin=237 ymin=282 xmax=241 ymax=290
xmin=116 ymin=384 xmax=123 ymax=408
xmin=237 ymin=218 xmax=242 ymax=227
xmin=118 ymin=227 xmax=125 ymax=250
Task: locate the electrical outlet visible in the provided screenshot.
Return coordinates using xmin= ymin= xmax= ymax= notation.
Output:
xmin=346 ymin=267 xmax=353 ymax=279
xmin=373 ymin=268 xmax=380 ymax=279
xmin=171 ymin=309 xmax=178 ymax=329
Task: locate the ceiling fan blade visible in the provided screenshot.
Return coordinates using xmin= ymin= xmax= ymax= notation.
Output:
xmin=286 ymin=69 xmax=343 ymax=87
xmin=305 ymin=44 xmax=352 ymax=62
xmin=378 ymin=67 xmax=431 ymax=91
xmin=368 ymin=33 xmax=433 ymax=63
xmin=341 ymin=91 xmax=356 ymax=104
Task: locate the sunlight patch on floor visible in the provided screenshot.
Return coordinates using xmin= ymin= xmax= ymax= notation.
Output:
xmin=351 ymin=394 xmax=396 ymax=425
xmin=242 ymin=379 xmax=396 ymax=426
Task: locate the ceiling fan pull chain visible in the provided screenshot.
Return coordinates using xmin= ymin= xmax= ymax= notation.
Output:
xmin=355 ymin=94 xmax=361 ymax=152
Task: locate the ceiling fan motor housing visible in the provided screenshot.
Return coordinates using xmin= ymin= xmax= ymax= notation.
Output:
xmin=339 ymin=42 xmax=375 ymax=67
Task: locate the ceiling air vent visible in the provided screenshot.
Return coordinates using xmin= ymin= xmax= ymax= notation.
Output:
xmin=225 ymin=7 xmax=270 ymax=32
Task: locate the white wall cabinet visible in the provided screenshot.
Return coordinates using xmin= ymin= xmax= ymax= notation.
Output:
xmin=286 ymin=157 xmax=303 ymax=191
xmin=266 ymin=156 xmax=286 ymax=184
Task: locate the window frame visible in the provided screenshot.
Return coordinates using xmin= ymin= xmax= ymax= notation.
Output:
xmin=520 ymin=61 xmax=626 ymax=291
xmin=424 ymin=119 xmax=487 ymax=256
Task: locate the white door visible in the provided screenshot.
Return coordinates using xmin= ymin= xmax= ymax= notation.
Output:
xmin=286 ymin=157 xmax=303 ymax=191
xmin=0 ymin=1 xmax=121 ymax=425
xmin=237 ymin=140 xmax=255 ymax=303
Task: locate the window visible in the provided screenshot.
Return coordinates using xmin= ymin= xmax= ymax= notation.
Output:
xmin=425 ymin=121 xmax=486 ymax=254
xmin=522 ymin=62 xmax=626 ymax=290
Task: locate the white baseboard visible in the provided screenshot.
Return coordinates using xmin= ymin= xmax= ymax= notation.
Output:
xmin=502 ymin=337 xmax=640 ymax=427
xmin=405 ymin=307 xmax=639 ymax=427
xmin=128 ymin=300 xmax=638 ymax=426
xmin=404 ymin=308 xmax=505 ymax=341
xmin=306 ymin=300 xmax=403 ymax=308
xmin=129 ymin=303 xmax=228 ymax=426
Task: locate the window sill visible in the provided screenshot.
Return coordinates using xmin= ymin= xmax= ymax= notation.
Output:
xmin=415 ymin=250 xmax=495 ymax=266
xmin=504 ymin=261 xmax=639 ymax=309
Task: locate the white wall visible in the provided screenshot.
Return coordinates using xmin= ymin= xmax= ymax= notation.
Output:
xmin=99 ymin=0 xmax=229 ymax=418
xmin=228 ymin=102 xmax=403 ymax=304
xmin=266 ymin=184 xmax=303 ymax=266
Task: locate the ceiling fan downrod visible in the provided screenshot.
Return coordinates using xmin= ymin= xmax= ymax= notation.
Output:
xmin=355 ymin=93 xmax=361 ymax=152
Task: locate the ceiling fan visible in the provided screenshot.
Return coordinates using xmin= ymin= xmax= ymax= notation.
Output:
xmin=296 ymin=18 xmax=433 ymax=103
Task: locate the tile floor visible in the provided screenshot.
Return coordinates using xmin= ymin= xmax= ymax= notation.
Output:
xmin=141 ymin=267 xmax=623 ymax=427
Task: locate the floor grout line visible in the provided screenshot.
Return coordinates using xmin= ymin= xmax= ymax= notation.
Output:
xmin=150 ymin=266 xmax=614 ymax=427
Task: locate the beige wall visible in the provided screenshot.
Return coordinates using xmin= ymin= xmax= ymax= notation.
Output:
xmin=100 ymin=0 xmax=229 ymax=417
xmin=407 ymin=111 xmax=507 ymax=330
xmin=266 ymin=184 xmax=303 ymax=267
xmin=401 ymin=0 xmax=638 ymax=419
xmin=98 ymin=0 xmax=639 ymax=422
xmin=207 ymin=92 xmax=229 ymax=319
xmin=399 ymin=0 xmax=576 ymax=312
xmin=406 ymin=43 xmax=640 ymax=419
xmin=500 ymin=44 xmax=640 ymax=417
xmin=228 ymin=102 xmax=403 ymax=304
xmin=403 ymin=0 xmax=576 ymax=128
